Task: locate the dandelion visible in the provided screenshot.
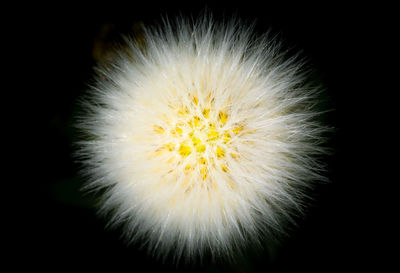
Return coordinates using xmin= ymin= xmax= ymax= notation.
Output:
xmin=76 ymin=16 xmax=328 ymax=262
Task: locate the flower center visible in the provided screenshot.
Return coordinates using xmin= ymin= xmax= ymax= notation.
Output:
xmin=151 ymin=94 xmax=243 ymax=182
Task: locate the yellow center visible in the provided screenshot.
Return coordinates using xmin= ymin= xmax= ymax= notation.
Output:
xmin=151 ymin=94 xmax=244 ymax=183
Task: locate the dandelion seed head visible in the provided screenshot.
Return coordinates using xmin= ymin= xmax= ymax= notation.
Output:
xmin=77 ymin=16 xmax=328 ymax=262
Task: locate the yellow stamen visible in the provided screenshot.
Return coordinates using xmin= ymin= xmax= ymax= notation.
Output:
xmin=223 ymin=132 xmax=231 ymax=143
xmin=184 ymin=164 xmax=191 ymax=172
xmin=177 ymin=107 xmax=189 ymax=116
xmin=175 ymin=126 xmax=183 ymax=134
xmin=218 ymin=110 xmax=228 ymax=124
xmin=232 ymin=126 xmax=243 ymax=135
xmin=193 ymin=96 xmax=198 ymax=106
xmin=202 ymin=108 xmax=210 ymax=119
xmin=164 ymin=143 xmax=175 ymax=151
xmin=199 ymin=157 xmax=207 ymax=165
xmin=193 ymin=116 xmax=201 ymax=128
xmin=153 ymin=125 xmax=165 ymax=134
xmin=196 ymin=143 xmax=206 ymax=153
xmin=192 ymin=136 xmax=206 ymax=153
xmin=178 ymin=143 xmax=192 ymax=157
xmin=191 ymin=136 xmax=201 ymax=146
xmin=207 ymin=128 xmax=219 ymax=141
xmin=216 ymin=146 xmax=225 ymax=158
xmin=148 ymin=148 xmax=165 ymax=158
xmin=200 ymin=166 xmax=208 ymax=180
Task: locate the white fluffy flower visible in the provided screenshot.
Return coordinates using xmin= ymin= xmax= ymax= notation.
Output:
xmin=77 ymin=17 xmax=327 ymax=261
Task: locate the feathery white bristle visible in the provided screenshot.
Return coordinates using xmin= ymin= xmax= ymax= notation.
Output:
xmin=76 ymin=16 xmax=327 ymax=261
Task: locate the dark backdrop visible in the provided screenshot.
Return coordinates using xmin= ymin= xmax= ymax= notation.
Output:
xmin=22 ymin=1 xmax=382 ymax=271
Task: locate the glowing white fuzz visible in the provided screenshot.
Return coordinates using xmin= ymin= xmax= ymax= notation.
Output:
xmin=77 ymin=18 xmax=327 ymax=261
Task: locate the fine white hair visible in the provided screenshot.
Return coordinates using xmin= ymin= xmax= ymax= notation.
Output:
xmin=76 ymin=15 xmax=328 ymax=262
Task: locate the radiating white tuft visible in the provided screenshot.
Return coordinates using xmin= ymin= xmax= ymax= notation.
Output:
xmin=76 ymin=16 xmax=328 ymax=262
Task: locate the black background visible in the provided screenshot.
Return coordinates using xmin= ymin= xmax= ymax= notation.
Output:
xmin=18 ymin=1 xmax=386 ymax=271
